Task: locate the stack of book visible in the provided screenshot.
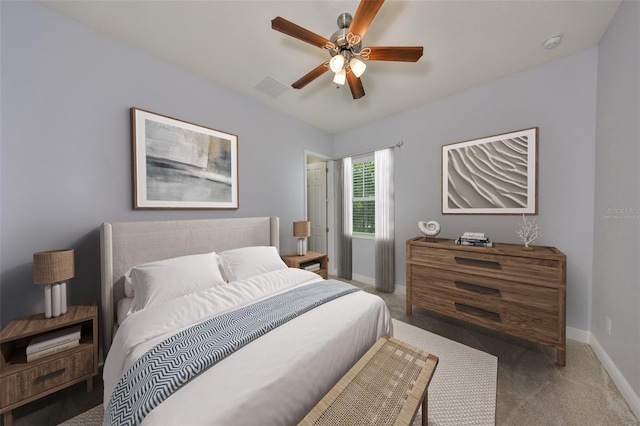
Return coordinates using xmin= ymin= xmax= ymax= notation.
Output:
xmin=26 ymin=325 xmax=81 ymax=362
xmin=455 ymin=232 xmax=493 ymax=248
xmin=301 ymin=262 xmax=321 ymax=272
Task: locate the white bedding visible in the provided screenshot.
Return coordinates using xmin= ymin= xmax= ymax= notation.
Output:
xmin=103 ymin=268 xmax=393 ymax=425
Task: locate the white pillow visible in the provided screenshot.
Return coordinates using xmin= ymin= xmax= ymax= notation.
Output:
xmin=219 ymin=246 xmax=287 ymax=282
xmin=116 ymin=297 xmax=134 ymax=325
xmin=125 ymin=252 xmax=225 ymax=312
xmin=124 ymin=271 xmax=135 ymax=297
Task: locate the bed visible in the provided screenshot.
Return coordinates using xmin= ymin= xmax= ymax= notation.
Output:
xmin=100 ymin=216 xmax=392 ymax=425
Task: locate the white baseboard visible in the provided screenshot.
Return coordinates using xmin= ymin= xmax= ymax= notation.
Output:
xmin=349 ymin=275 xmax=407 ymax=294
xmin=568 ymin=329 xmax=640 ymax=420
xmin=351 ymin=273 xmax=375 ymax=286
xmin=566 ymin=326 xmax=590 ymax=343
xmin=589 ymin=335 xmax=640 ymax=421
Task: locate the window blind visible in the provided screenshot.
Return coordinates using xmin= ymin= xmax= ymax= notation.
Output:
xmin=353 ymin=159 xmax=375 ymax=234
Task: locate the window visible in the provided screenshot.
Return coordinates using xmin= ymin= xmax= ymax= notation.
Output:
xmin=352 ymin=157 xmax=375 ymax=236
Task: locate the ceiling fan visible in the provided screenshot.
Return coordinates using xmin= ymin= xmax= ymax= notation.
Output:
xmin=271 ymin=0 xmax=423 ymax=100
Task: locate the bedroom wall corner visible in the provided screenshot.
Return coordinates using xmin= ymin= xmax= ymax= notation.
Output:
xmin=593 ymin=0 xmax=640 ymax=410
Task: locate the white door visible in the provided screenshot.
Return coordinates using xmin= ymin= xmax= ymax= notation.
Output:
xmin=307 ymin=162 xmax=327 ymax=254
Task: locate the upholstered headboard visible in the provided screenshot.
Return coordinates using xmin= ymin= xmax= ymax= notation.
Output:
xmin=100 ymin=216 xmax=279 ymax=354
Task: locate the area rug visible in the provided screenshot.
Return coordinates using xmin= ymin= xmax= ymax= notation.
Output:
xmin=59 ymin=404 xmax=103 ymax=426
xmin=60 ymin=319 xmax=496 ymax=426
xmin=392 ymin=319 xmax=497 ymax=426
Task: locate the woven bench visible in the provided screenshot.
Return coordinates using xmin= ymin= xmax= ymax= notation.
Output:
xmin=298 ymin=335 xmax=439 ymax=426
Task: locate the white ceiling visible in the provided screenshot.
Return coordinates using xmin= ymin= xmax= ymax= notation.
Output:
xmin=40 ymin=1 xmax=620 ymax=134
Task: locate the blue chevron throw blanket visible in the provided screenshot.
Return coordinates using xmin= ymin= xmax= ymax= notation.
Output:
xmin=105 ymin=280 xmax=360 ymax=426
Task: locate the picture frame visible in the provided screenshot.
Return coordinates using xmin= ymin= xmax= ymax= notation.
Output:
xmin=442 ymin=127 xmax=538 ymax=214
xmin=132 ymin=108 xmax=238 ymax=209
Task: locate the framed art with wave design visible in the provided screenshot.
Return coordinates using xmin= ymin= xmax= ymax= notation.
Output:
xmin=442 ymin=127 xmax=538 ymax=214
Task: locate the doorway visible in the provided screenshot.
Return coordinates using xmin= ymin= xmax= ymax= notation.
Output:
xmin=305 ymin=151 xmax=332 ymax=268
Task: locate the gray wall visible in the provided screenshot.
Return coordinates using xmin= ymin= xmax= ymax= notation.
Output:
xmin=0 ymin=1 xmax=332 ymax=326
xmin=333 ymin=47 xmax=599 ymax=333
xmin=593 ymin=0 xmax=640 ymax=397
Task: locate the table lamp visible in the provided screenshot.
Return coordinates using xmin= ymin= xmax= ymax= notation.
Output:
xmin=293 ymin=221 xmax=311 ymax=256
xmin=33 ymin=249 xmax=75 ymax=318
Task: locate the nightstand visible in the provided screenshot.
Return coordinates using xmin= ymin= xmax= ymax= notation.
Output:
xmin=0 ymin=303 xmax=98 ymax=426
xmin=282 ymin=251 xmax=328 ymax=279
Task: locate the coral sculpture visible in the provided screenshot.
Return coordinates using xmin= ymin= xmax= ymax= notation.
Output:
xmin=516 ymin=214 xmax=542 ymax=249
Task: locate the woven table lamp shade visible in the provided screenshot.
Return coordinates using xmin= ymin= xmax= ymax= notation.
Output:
xmin=33 ymin=249 xmax=75 ymax=318
xmin=293 ymin=221 xmax=311 ymax=256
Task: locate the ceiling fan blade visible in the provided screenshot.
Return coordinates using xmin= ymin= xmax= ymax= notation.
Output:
xmin=349 ymin=0 xmax=385 ymax=40
xmin=365 ymin=46 xmax=424 ymax=62
xmin=346 ymin=71 xmax=365 ymax=99
xmin=272 ymin=17 xmax=332 ymax=49
xmin=292 ymin=63 xmax=330 ymax=89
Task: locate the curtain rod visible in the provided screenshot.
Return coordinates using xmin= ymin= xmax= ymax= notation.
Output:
xmin=329 ymin=140 xmax=403 ymax=161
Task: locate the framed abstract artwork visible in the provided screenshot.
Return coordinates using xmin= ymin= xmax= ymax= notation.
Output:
xmin=132 ymin=108 xmax=238 ymax=209
xmin=442 ymin=127 xmax=538 ymax=214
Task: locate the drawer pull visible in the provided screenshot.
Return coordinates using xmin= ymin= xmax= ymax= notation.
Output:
xmin=34 ymin=368 xmax=65 ymax=383
xmin=454 ymin=256 xmax=501 ymax=268
xmin=455 ymin=281 xmax=500 ymax=295
xmin=455 ymin=303 xmax=500 ymax=320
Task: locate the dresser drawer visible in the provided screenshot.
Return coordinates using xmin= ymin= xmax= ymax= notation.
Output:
xmin=411 ymin=284 xmax=560 ymax=343
xmin=0 ymin=348 xmax=94 ymax=407
xmin=409 ymin=265 xmax=560 ymax=311
xmin=409 ymin=245 xmax=563 ymax=285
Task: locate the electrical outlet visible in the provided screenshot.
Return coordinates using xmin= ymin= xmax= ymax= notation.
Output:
xmin=606 ymin=317 xmax=612 ymax=335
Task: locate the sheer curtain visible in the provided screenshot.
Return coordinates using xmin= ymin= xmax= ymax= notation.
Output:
xmin=335 ymin=157 xmax=353 ymax=280
xmin=375 ymin=148 xmax=395 ymax=292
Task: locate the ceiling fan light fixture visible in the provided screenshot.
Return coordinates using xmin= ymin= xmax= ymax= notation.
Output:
xmin=271 ymin=1 xmax=424 ymax=100
xmin=329 ymin=55 xmax=345 ymax=73
xmin=333 ymin=69 xmax=346 ymax=85
xmin=350 ymin=57 xmax=366 ymax=78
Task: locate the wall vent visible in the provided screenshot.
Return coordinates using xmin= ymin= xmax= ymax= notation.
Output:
xmin=254 ymin=76 xmax=289 ymax=99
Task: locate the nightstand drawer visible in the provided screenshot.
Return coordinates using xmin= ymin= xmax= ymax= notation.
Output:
xmin=0 ymin=348 xmax=93 ymax=407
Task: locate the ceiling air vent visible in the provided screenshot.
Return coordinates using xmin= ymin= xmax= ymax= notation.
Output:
xmin=254 ymin=76 xmax=289 ymax=99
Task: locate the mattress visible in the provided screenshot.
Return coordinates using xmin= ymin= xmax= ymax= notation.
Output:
xmin=103 ymin=268 xmax=393 ymax=425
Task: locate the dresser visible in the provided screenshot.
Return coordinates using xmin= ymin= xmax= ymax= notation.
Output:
xmin=406 ymin=237 xmax=567 ymax=365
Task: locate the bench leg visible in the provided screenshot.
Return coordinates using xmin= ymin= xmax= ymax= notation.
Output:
xmin=422 ymin=390 xmax=428 ymax=426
